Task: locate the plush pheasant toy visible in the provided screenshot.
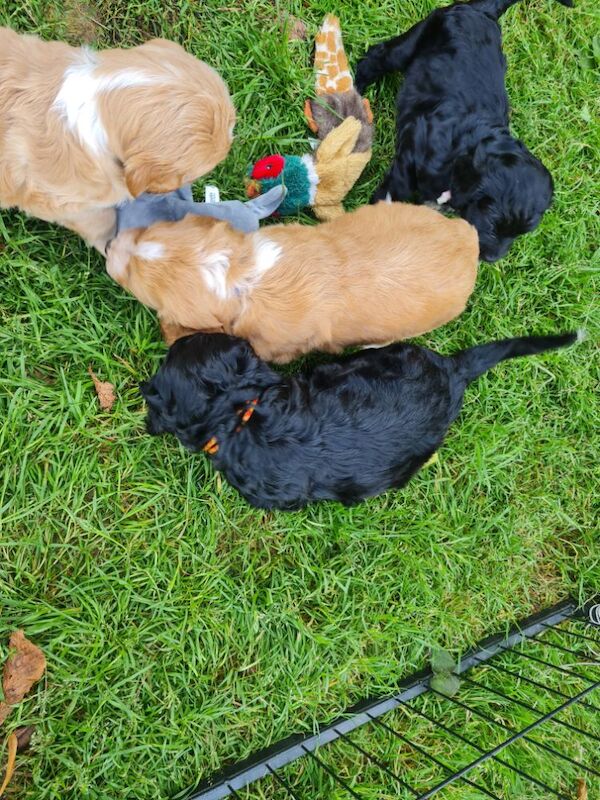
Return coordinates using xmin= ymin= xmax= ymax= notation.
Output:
xmin=245 ymin=15 xmax=373 ymax=221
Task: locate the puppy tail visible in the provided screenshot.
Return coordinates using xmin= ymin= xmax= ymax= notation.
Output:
xmin=472 ymin=0 xmax=572 ymax=19
xmin=453 ymin=331 xmax=581 ymax=384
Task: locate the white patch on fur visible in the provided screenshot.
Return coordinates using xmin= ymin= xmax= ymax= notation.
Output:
xmin=300 ymin=154 xmax=319 ymax=205
xmin=252 ymin=236 xmax=282 ymax=281
xmin=135 ymin=242 xmax=164 ymax=260
xmin=202 ymin=251 xmax=231 ymax=299
xmin=436 ymin=189 xmax=452 ymax=205
xmin=385 ymin=192 xmax=392 ymax=204
xmin=231 ymin=235 xmax=282 ymax=296
xmin=576 ymin=328 xmax=587 ymax=343
xmin=54 ymin=50 xmax=156 ymax=154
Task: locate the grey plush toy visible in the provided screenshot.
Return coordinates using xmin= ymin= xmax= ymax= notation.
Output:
xmin=116 ymin=184 xmax=286 ymax=236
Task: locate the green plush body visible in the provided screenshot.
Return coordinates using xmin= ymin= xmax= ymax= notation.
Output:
xmin=246 ymin=156 xmax=314 ymax=216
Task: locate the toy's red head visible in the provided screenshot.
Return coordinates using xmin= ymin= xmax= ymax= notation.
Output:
xmin=250 ymin=154 xmax=285 ymax=180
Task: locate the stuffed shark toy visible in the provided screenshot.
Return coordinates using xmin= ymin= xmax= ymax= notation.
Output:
xmin=116 ymin=183 xmax=286 ymax=236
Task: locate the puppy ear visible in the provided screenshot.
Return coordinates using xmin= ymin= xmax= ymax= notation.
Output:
xmin=450 ymin=155 xmax=481 ymax=203
xmin=139 ymin=380 xmax=162 ymax=408
xmin=452 ymin=154 xmax=481 ymax=196
xmin=124 ymin=155 xmax=183 ymax=197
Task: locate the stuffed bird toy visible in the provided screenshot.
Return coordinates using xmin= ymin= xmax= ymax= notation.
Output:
xmin=246 ymin=15 xmax=373 ymax=221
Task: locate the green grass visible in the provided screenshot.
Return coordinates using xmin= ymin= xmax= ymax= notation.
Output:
xmin=0 ymin=0 xmax=598 ymax=797
xmin=249 ymin=618 xmax=600 ymax=800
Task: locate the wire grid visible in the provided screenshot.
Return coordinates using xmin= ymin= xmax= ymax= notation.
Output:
xmin=186 ymin=599 xmax=599 ymax=800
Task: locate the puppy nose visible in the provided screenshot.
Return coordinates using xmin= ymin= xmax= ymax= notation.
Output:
xmin=482 ymin=250 xmax=501 ymax=263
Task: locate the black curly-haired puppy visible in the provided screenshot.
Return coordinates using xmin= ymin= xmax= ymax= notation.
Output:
xmin=355 ymin=0 xmax=572 ymax=262
xmin=140 ymin=331 xmax=577 ymax=510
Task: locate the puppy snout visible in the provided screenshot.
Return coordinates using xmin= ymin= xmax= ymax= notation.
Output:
xmin=145 ymin=413 xmax=166 ymax=436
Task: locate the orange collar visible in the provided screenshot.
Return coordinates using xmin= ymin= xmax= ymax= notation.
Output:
xmin=202 ymin=398 xmax=259 ymax=456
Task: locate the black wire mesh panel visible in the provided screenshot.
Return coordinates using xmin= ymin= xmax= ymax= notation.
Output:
xmin=185 ymin=599 xmax=599 ymax=800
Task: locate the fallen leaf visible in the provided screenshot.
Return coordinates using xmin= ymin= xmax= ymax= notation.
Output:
xmin=430 ymin=673 xmax=461 ymax=697
xmin=0 ymin=732 xmax=17 ymax=797
xmin=577 ymin=778 xmax=587 ymax=800
xmin=0 ymin=631 xmax=46 ymax=725
xmin=431 ymin=648 xmax=456 ymax=674
xmin=88 ymin=367 xmax=115 ymax=411
xmin=281 ymin=13 xmax=307 ymax=41
xmin=15 ymin=727 xmax=34 ymax=753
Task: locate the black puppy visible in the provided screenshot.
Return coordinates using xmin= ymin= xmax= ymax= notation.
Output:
xmin=141 ymin=331 xmax=577 ymax=510
xmin=355 ymin=0 xmax=572 ymax=262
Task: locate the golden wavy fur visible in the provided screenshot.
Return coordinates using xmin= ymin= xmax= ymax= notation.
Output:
xmin=0 ymin=28 xmax=235 ymax=252
xmin=107 ymin=202 xmax=479 ymax=363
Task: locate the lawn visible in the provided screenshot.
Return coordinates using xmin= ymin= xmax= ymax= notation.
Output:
xmin=0 ymin=0 xmax=598 ymax=798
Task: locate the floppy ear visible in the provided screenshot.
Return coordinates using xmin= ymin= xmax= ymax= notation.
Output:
xmin=451 ymin=154 xmax=481 ymax=200
xmin=139 ymin=380 xmax=164 ymax=410
xmin=124 ymin=154 xmax=183 ymax=197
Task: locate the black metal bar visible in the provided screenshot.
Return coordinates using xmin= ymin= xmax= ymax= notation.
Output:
xmin=366 ymin=712 xmax=503 ymax=800
xmin=477 ymin=644 xmax=597 ymax=683
xmin=461 ymin=674 xmax=600 ymax=744
xmin=483 ymin=660 xmax=600 ymax=714
xmin=418 ymin=680 xmax=598 ymax=800
xmin=430 ymin=685 xmax=600 ymax=778
xmin=265 ymin=765 xmax=302 ymax=800
xmin=397 ymin=699 xmax=568 ymax=799
xmin=526 ymin=633 xmax=600 ymax=663
xmin=184 ymin=599 xmax=581 ymax=800
xmin=539 ymin=622 xmax=600 ymax=645
xmin=300 ymin=746 xmax=362 ymax=799
xmin=332 ymin=728 xmax=419 ymax=796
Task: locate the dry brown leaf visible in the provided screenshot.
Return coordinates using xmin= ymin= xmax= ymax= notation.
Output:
xmin=0 ymin=631 xmax=46 ymax=726
xmin=88 ymin=367 xmax=115 ymax=411
xmin=577 ymin=778 xmax=588 ymax=800
xmin=282 ymin=13 xmax=307 ymax=41
xmin=15 ymin=727 xmax=34 ymax=753
xmin=0 ymin=732 xmax=17 ymax=797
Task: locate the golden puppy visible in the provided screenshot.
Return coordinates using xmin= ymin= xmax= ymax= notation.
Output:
xmin=0 ymin=28 xmax=235 ymax=252
xmin=107 ymin=202 xmax=479 ymax=362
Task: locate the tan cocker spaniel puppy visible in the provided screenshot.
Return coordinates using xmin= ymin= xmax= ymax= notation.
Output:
xmin=0 ymin=27 xmax=235 ymax=252
xmin=107 ymin=202 xmax=479 ymax=363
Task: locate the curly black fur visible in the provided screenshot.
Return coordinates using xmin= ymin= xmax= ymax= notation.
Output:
xmin=355 ymin=0 xmax=572 ymax=262
xmin=140 ymin=331 xmax=577 ymax=510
